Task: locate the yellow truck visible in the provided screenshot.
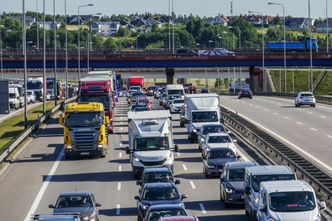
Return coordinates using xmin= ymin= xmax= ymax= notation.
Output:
xmin=59 ymin=102 xmax=109 ymax=158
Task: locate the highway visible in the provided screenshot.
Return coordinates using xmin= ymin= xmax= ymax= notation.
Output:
xmin=221 ymin=95 xmax=332 ymax=175
xmin=0 ymin=97 xmax=253 ymax=221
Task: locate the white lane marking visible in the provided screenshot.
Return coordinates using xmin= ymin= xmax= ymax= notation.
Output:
xmin=199 ymin=203 xmax=207 ymax=214
xmin=120 ymin=142 xmax=123 ymax=147
xmin=320 ymin=115 xmax=326 ymax=119
xmin=283 ymin=116 xmax=290 ymax=120
xmin=310 ymin=128 xmax=317 ymax=132
xmin=120 ymin=127 xmax=123 ymax=130
xmin=182 ymin=164 xmax=188 ymax=171
xmin=117 ymin=182 xmax=122 ymax=191
xmin=296 ymin=121 xmax=303 ymax=125
xmin=119 ymin=152 xmax=122 ymax=158
xmin=222 ymin=105 xmax=332 ymax=174
xmin=24 ymin=150 xmax=64 ymax=221
xmin=120 ymin=116 xmax=123 ymax=120
xmin=264 ymin=108 xmax=269 ymax=111
xmin=257 ymin=105 xmax=261 ymax=108
xmin=273 ymin=112 xmax=279 ymax=115
xmin=307 ymin=111 xmax=313 ymax=115
xmin=249 ymin=103 xmax=253 ymax=106
xmin=116 ymin=204 xmax=121 ymax=215
xmin=270 ymin=101 xmax=274 ymax=104
xmin=190 ymin=181 xmax=196 ymax=189
xmin=176 ymin=152 xmax=181 ymax=157
xmin=327 ymin=135 xmax=332 ymax=139
xmin=118 ymin=165 xmax=122 ymax=172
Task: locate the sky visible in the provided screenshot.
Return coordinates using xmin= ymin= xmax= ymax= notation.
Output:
xmin=0 ymin=0 xmax=330 ymax=19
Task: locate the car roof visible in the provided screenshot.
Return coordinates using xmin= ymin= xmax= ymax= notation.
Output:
xmin=160 ymin=216 xmax=197 ymax=221
xmin=207 ymin=132 xmax=229 ymax=137
xmin=260 ymin=180 xmax=313 ymax=193
xmin=144 ymin=182 xmax=175 ymax=188
xmin=143 ymin=167 xmax=172 ymax=173
xmin=246 ymin=165 xmax=293 ymax=175
xmin=149 ymin=204 xmax=185 ymax=211
xmin=225 ymin=161 xmax=257 ymax=169
xmin=59 ymin=191 xmax=92 ymax=196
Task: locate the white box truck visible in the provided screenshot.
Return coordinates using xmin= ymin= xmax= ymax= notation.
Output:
xmin=185 ymin=93 xmax=221 ymax=142
xmin=127 ymin=110 xmax=178 ymax=178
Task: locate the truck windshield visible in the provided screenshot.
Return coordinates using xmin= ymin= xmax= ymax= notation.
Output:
xmin=251 ymin=174 xmax=295 ymax=192
xmin=134 ymin=137 xmax=169 ymax=151
xmin=65 ymin=112 xmax=103 ymax=127
xmin=27 ymin=82 xmax=42 ymax=90
xmin=269 ymin=191 xmax=316 ymax=212
xmin=192 ymin=111 xmax=218 ymax=123
xmin=168 ymin=90 xmax=184 ymax=95
xmin=78 ymin=95 xmax=110 ymax=111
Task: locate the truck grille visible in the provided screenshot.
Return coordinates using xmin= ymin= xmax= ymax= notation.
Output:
xmin=73 ymin=130 xmax=97 ymax=150
xmin=141 ymin=159 xmax=166 ymax=166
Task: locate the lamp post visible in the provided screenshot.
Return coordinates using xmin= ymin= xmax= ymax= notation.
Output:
xmin=326 ymin=0 xmax=329 ymax=53
xmin=0 ymin=25 xmax=4 ymax=80
xmin=168 ymin=0 xmax=171 ymax=51
xmin=22 ymin=0 xmax=28 ymax=128
xmin=53 ymin=0 xmax=57 ymax=105
xmin=78 ymin=4 xmax=93 ymax=80
xmin=249 ymin=10 xmax=265 ymax=91
xmin=172 ymin=0 xmax=175 ymax=54
xmin=308 ymin=0 xmax=313 ymax=92
xmin=268 ymin=2 xmax=286 ymax=92
xmin=65 ymin=0 xmax=68 ymax=99
xmin=36 ymin=0 xmax=39 ymax=51
xmin=42 ymin=0 xmax=46 ymax=114
xmin=87 ymin=13 xmax=101 ymax=72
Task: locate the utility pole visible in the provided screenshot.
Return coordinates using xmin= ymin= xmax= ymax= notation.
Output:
xmin=53 ymin=0 xmax=57 ymax=106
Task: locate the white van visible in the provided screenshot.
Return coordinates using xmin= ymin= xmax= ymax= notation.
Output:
xmin=244 ymin=166 xmax=296 ymax=220
xmin=257 ymin=180 xmax=326 ymax=221
xmin=8 ymin=87 xmax=20 ymax=110
xmin=166 ymin=84 xmax=185 ymax=100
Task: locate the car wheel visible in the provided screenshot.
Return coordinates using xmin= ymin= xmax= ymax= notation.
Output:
xmin=312 ymin=104 xmax=315 ymax=108
xmin=137 ymin=215 xmax=142 ymax=221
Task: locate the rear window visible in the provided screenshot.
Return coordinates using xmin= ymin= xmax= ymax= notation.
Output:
xmin=301 ymin=93 xmax=313 ymax=97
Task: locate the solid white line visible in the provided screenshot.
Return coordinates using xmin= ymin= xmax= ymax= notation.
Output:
xmin=118 ymin=165 xmax=122 ymax=172
xmin=257 ymin=106 xmax=261 ymax=108
xmin=222 ymin=105 xmax=332 ymax=174
xmin=23 ymin=150 xmax=64 ymax=221
xmin=182 ymin=164 xmax=188 ymax=171
xmin=310 ymin=128 xmax=317 ymax=132
xmin=117 ymin=182 xmax=122 ymax=191
xmin=116 ymin=204 xmax=121 ymax=215
xmin=199 ymin=203 xmax=207 ymax=214
xmin=190 ymin=181 xmax=196 ymax=189
xmin=320 ymin=115 xmax=326 ymax=119
xmin=296 ymin=122 xmax=303 ymax=125
xmin=327 ymin=135 xmax=332 ymax=139
xmin=283 ymin=116 xmax=290 ymax=120
xmin=119 ymin=152 xmax=122 ymax=158
xmin=273 ymin=112 xmax=279 ymax=115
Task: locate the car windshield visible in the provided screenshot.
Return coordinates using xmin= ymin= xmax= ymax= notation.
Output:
xmin=143 ymin=186 xmax=179 ymax=200
xmin=208 ymin=135 xmax=231 ymax=143
xmin=173 ymin=99 xmax=184 ymax=104
xmin=47 ymin=81 xmax=54 ymax=89
xmin=168 ymin=89 xmax=184 ymax=95
xmin=203 ymin=125 xmax=225 ymax=135
xmin=78 ymin=95 xmax=110 ymax=111
xmin=55 ymin=195 xmax=93 ymax=208
xmin=209 ymin=149 xmax=235 ymax=159
xmin=251 ymin=174 xmax=295 ymax=192
xmin=65 ymin=112 xmax=103 ymax=127
xmin=227 ymin=168 xmax=245 ymax=181
xmin=143 ymin=172 xmax=173 ymax=184
xmin=134 ymin=137 xmax=169 ymax=151
xmin=147 ymin=209 xmax=187 ymax=221
xmin=192 ymin=111 xmax=218 ymax=122
xmin=130 ymin=86 xmax=141 ymax=91
xmin=9 ymin=93 xmax=16 ymax=98
xmin=27 ymin=81 xmax=42 ymax=90
xmin=269 ymin=191 xmax=316 ymax=212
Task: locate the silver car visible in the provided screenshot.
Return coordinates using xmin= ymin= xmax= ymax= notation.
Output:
xmin=170 ymin=98 xmax=184 ymax=113
xmin=295 ymin=92 xmax=316 ymax=107
xmin=201 ymin=132 xmax=237 ymax=156
xmin=197 ymin=124 xmax=227 ymax=151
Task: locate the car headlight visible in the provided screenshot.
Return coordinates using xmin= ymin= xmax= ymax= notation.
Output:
xmin=193 ymin=129 xmax=197 ymax=133
xmin=225 ymin=187 xmax=234 ymax=193
xmin=98 ymin=144 xmax=103 ymax=148
xmin=165 ymin=155 xmax=172 ymax=161
xmin=65 ymin=145 xmax=72 ymax=149
xmin=134 ymin=157 xmax=140 ymax=162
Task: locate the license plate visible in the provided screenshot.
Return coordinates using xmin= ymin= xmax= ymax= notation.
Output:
xmin=80 ymin=152 xmax=90 ymax=156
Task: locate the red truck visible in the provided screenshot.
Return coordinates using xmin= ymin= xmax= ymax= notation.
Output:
xmin=78 ymin=76 xmax=115 ymax=133
xmin=127 ymin=76 xmax=144 ymax=91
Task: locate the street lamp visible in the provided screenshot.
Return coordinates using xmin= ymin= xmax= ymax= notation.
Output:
xmin=53 ymin=0 xmax=57 ymax=105
xmin=36 ymin=0 xmax=39 ymax=51
xmin=65 ymin=0 xmax=68 ymax=99
xmin=326 ymin=0 xmax=329 ymax=53
xmin=228 ymin=26 xmax=242 ymax=49
xmin=78 ymin=3 xmax=93 ymax=80
xmin=42 ymin=0 xmax=46 ymax=114
xmin=308 ymin=0 xmax=313 ymax=92
xmin=0 ymin=25 xmax=4 ymax=80
xmin=87 ymin=13 xmax=102 ymax=72
xmin=248 ymin=10 xmax=265 ymax=91
xmin=22 ymin=0 xmax=28 ymax=128
xmin=268 ymin=2 xmax=287 ymax=92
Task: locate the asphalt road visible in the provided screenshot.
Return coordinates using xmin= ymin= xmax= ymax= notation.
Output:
xmin=0 ymin=97 xmax=252 ymax=221
xmin=220 ymin=95 xmax=332 ymax=175
xmin=0 ymin=102 xmax=41 ymax=123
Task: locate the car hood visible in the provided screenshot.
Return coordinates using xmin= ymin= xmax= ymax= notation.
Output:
xmin=209 ymin=158 xmax=237 ymax=166
xmin=141 ymin=199 xmax=182 ymax=206
xmin=270 ymin=210 xmax=318 ymax=221
xmin=53 ymin=207 xmax=95 ymax=217
xmin=134 ymin=150 xmax=171 ymax=161
xmin=226 ymin=181 xmax=245 ymax=191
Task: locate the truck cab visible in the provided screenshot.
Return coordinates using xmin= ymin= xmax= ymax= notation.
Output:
xmin=59 ymin=102 xmax=109 ymax=159
xmin=127 ymin=110 xmax=177 ymax=178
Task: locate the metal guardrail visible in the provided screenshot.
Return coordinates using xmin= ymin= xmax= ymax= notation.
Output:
xmin=220 ymin=106 xmax=332 ymax=216
xmin=0 ymin=97 xmax=77 ymax=164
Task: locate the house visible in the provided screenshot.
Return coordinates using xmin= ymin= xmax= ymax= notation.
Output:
xmin=145 ymin=17 xmax=162 ymax=27
xmin=9 ymin=15 xmax=35 ymax=26
xmin=244 ymin=15 xmax=269 ymax=26
xmin=210 ymin=15 xmax=229 ymax=26
xmin=315 ymin=18 xmax=332 ymax=33
xmin=285 ymin=17 xmax=308 ymax=30
xmin=129 ymin=16 xmax=150 ymax=32
xmin=91 ymin=21 xmax=120 ymax=36
xmin=67 ymin=15 xmax=101 ymax=25
xmin=39 ymin=21 xmax=61 ymax=30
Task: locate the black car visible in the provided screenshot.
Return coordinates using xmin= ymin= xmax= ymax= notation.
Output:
xmin=135 ymin=183 xmax=187 ymax=221
xmin=49 ymin=191 xmax=101 ymax=221
xmin=176 ymin=48 xmax=198 ymax=56
xmin=238 ymin=88 xmax=253 ymax=99
xmin=143 ymin=204 xmax=188 ymax=221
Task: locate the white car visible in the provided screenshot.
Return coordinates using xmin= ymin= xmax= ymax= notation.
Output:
xmin=295 ymin=92 xmax=316 ymax=107
xmin=26 ymin=90 xmax=36 ymax=103
xmin=170 ymin=98 xmax=184 ymax=113
xmin=201 ymin=132 xmax=237 ymax=156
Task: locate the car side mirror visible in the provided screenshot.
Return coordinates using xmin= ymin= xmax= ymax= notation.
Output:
xmin=175 ymin=180 xmax=181 ymax=185
xmin=48 ymin=204 xmax=55 ymax=209
xmin=174 ymin=145 xmax=179 ymax=152
xmin=126 ymin=147 xmax=130 ymax=154
xmin=181 ymin=194 xmax=188 ymax=199
xmin=319 ymin=201 xmax=327 ymax=210
xmin=134 ymin=196 xmax=140 ymax=201
xmin=105 ymin=116 xmax=110 ymax=125
xmin=59 ymin=115 xmax=64 ymax=126
xmin=136 ymin=180 xmax=142 ymax=186
xmin=245 ymin=187 xmax=251 ymax=194
xmin=95 ymin=203 xmax=102 ymax=207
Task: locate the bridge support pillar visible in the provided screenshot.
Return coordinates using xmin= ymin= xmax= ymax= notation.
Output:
xmin=166 ymin=67 xmax=175 ymax=84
